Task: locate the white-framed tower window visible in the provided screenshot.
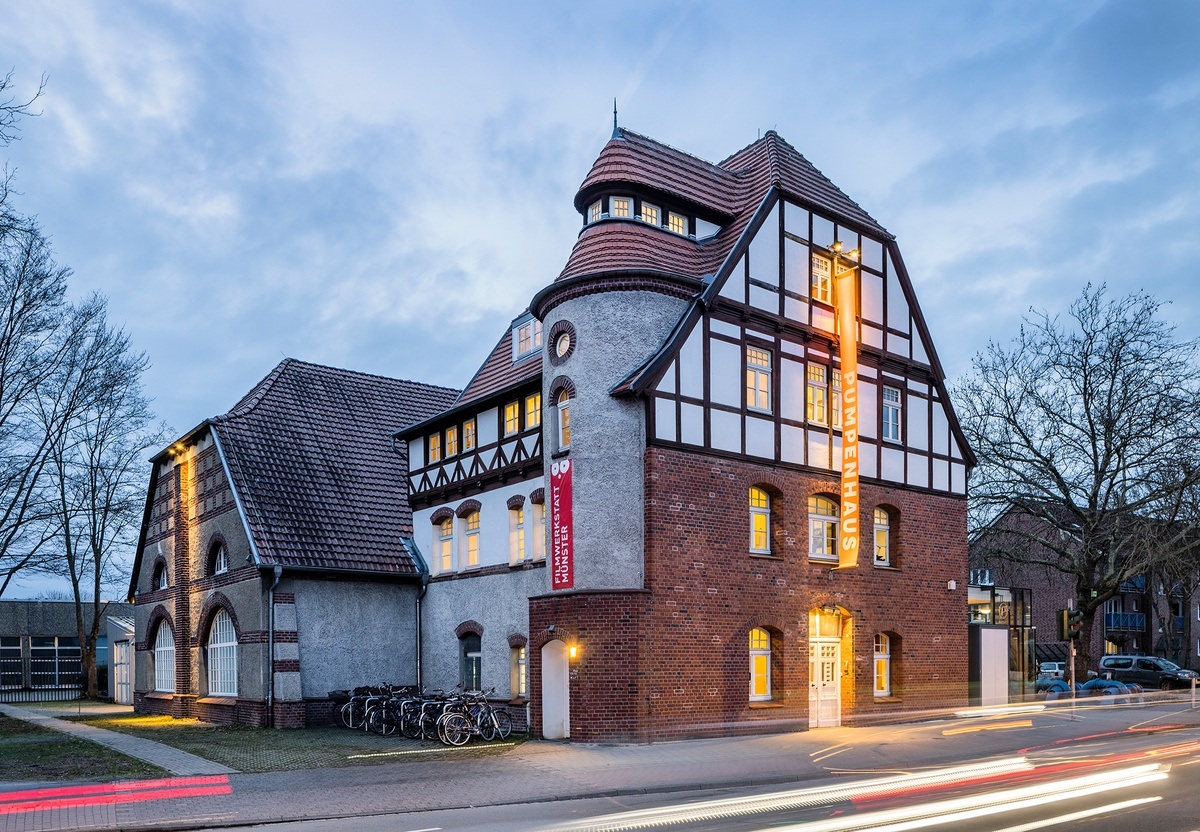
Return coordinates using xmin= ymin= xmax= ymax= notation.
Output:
xmin=882 ymin=386 xmax=902 ymax=442
xmin=206 ymin=609 xmax=237 ymax=697
xmin=749 ymin=628 xmax=772 ymax=701
xmin=745 ymin=346 xmax=772 ymax=412
xmin=511 ymin=644 xmax=527 ymax=698
xmin=809 ymin=496 xmax=839 ymax=561
xmin=807 ymin=365 xmax=829 ymax=425
xmin=212 ymin=544 xmax=228 ymax=575
xmin=874 ymin=508 xmax=891 ymax=566
xmin=532 ymin=502 xmax=547 ymax=560
xmin=428 ymin=432 xmax=442 ymax=463
xmin=514 ymin=320 xmax=543 ymax=358
xmin=436 ymin=518 xmax=453 ymax=573
xmin=588 ymin=200 xmax=602 ymax=223
xmin=874 ymin=633 xmax=891 ymax=697
xmin=445 ymin=425 xmax=459 ymax=457
xmin=509 ymin=506 xmax=526 ymax=564
xmin=525 ymin=393 xmax=542 ymax=429
xmin=668 ymin=211 xmax=687 ymax=235
xmin=609 ymin=196 xmax=631 ymax=218
xmin=749 ymin=487 xmax=771 ymax=554
xmin=556 ymin=390 xmax=572 ymax=450
xmin=504 ymin=401 xmax=520 ymax=436
xmin=811 ymin=253 xmax=832 ymax=304
xmin=153 ymin=625 xmax=175 ymax=693
xmin=463 ymin=418 xmax=476 ymax=452
xmin=640 ymin=203 xmax=659 ymax=226
xmin=463 ymin=511 xmax=481 ymax=568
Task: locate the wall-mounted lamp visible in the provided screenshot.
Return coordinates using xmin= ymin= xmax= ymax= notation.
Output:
xmin=822 ymin=604 xmax=837 ymax=616
xmin=947 ymin=580 xmax=957 ymax=591
xmin=569 ymin=644 xmax=578 ymax=659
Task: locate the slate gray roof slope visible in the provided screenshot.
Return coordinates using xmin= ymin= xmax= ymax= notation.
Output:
xmin=213 ymin=359 xmax=459 ymax=574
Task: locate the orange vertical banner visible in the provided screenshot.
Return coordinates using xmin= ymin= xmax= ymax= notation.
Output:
xmin=836 ymin=262 xmax=859 ymax=568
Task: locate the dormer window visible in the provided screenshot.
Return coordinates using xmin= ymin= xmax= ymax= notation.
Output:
xmin=429 ymin=433 xmax=442 ymax=463
xmin=668 ymin=211 xmax=687 ymax=235
xmin=514 ymin=319 xmax=543 ymax=359
xmin=640 ymin=203 xmax=660 ymax=226
xmin=463 ymin=419 xmax=476 ymax=452
xmin=588 ymin=201 xmax=602 ymax=223
xmin=445 ymin=425 xmax=459 ymax=457
xmin=610 ymin=197 xmax=631 ymax=218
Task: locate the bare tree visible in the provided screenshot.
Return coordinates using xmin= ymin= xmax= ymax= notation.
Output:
xmin=1 ymin=70 xmax=45 ymax=234
xmin=36 ymin=297 xmax=161 ymax=696
xmin=960 ymin=284 xmax=1200 ymax=677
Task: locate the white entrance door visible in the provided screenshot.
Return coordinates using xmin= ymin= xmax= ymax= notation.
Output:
xmin=113 ymin=641 xmax=132 ymax=705
xmin=809 ymin=639 xmax=841 ymax=728
xmin=541 ymin=640 xmax=570 ymax=739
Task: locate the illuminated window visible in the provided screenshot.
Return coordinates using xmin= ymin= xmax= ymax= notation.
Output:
xmin=874 ymin=508 xmax=891 ymax=566
xmin=749 ymin=487 xmax=771 ymax=554
xmin=812 ymin=254 xmax=832 ymax=304
xmin=874 ymin=634 xmax=891 ymax=697
xmin=745 ymin=346 xmax=772 ymax=412
xmin=445 ymin=425 xmax=459 ymax=457
xmin=153 ymin=625 xmax=175 ymax=693
xmin=436 ymin=518 xmax=453 ymax=572
xmin=429 ymin=433 xmax=442 ymax=463
xmin=509 ymin=506 xmax=526 ymax=563
xmin=525 ymin=393 xmax=542 ymax=429
xmin=610 ymin=197 xmax=631 ymax=218
xmin=511 ymin=645 xmax=527 ymax=698
xmin=749 ymin=628 xmax=771 ymax=701
xmin=556 ymin=390 xmax=572 ymax=449
xmin=206 ymin=609 xmax=237 ymax=697
xmin=532 ymin=502 xmax=547 ymax=560
xmin=211 ymin=544 xmax=228 ymax=576
xmin=640 ymin=203 xmax=659 ymax=226
xmin=588 ymin=200 xmax=602 ymax=223
xmin=668 ymin=212 xmax=687 ymax=235
xmin=463 ymin=419 xmax=476 ymax=452
xmin=504 ymin=401 xmax=520 ymax=436
xmin=882 ymin=386 xmax=902 ymax=442
xmin=806 ymin=365 xmax=829 ymax=425
xmin=832 ymin=370 xmax=842 ymax=428
xmin=809 ymin=496 xmax=839 ymax=561
xmin=460 ymin=633 xmax=481 ymax=691
xmin=464 ymin=511 xmax=480 ymax=568
xmin=514 ymin=320 xmax=543 ymax=358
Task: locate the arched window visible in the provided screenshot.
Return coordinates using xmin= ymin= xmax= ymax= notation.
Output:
xmin=210 ymin=543 xmax=229 ymax=576
xmin=874 ymin=633 xmax=892 ymax=697
xmin=153 ymin=624 xmax=175 ymax=693
xmin=556 ymin=389 xmax=572 ymax=450
xmin=463 ymin=511 xmax=481 ymax=568
xmin=152 ymin=562 xmax=168 ymax=591
xmin=874 ymin=508 xmax=891 ymax=566
xmin=436 ymin=517 xmax=453 ymax=573
xmin=749 ymin=628 xmax=772 ymax=701
xmin=460 ymin=632 xmax=482 ymax=691
xmin=206 ymin=609 xmax=237 ymax=697
xmin=809 ymin=496 xmax=839 ymax=561
xmin=749 ymin=488 xmax=771 ymax=554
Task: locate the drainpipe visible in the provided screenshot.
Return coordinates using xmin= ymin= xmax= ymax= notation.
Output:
xmin=416 ymin=570 xmax=430 ymax=690
xmin=267 ymin=564 xmax=283 ymax=727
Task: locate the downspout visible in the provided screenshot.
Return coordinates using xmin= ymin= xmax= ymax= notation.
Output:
xmin=267 ymin=564 xmax=282 ymax=727
xmin=402 ymin=537 xmax=431 ymax=690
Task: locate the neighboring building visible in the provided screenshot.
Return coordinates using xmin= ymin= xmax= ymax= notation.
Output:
xmin=967 ymin=570 xmax=1034 ymax=704
xmin=397 ymin=126 xmax=975 ymax=741
xmin=127 ymin=360 xmax=457 ymax=727
xmin=0 ymin=600 xmax=131 ymax=702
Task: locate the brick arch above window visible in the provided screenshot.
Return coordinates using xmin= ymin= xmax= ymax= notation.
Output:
xmin=506 ymin=495 xmax=526 ymax=510
xmin=455 ymin=500 xmax=482 ymax=519
xmin=149 ymin=556 xmax=170 ymax=591
xmin=548 ymin=375 xmax=576 ymax=401
xmin=145 ymin=605 xmax=175 ymax=649
xmin=748 ymin=474 xmax=787 ymax=497
xmin=196 ymin=592 xmax=241 ymax=646
xmin=430 ymin=507 xmax=454 ymax=525
xmin=746 ymin=616 xmax=786 ymax=636
xmin=507 ymin=633 xmax=528 ymax=648
xmin=455 ymin=620 xmax=484 ymax=639
xmin=529 ymin=488 xmax=545 ymax=505
xmin=205 ymin=534 xmax=231 ymax=576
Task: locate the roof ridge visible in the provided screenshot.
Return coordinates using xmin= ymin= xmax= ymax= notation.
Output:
xmin=617 ymin=128 xmax=728 ymax=175
xmin=764 ymin=131 xmax=782 ymax=187
xmin=765 ymin=133 xmax=885 ymax=231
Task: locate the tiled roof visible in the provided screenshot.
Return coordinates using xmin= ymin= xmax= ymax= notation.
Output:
xmin=559 ymin=129 xmax=889 ymax=284
xmin=214 ymin=359 xmax=458 ymax=575
xmin=454 ymin=325 xmax=542 ymax=408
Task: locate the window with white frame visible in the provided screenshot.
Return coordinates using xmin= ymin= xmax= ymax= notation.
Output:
xmin=514 ymin=320 xmax=543 ymax=358
xmin=746 ymin=346 xmax=772 ymax=412
xmin=749 ymin=487 xmax=771 ymax=554
xmin=154 ymin=625 xmax=175 ymax=693
xmin=640 ymin=203 xmax=660 ymax=226
xmin=436 ymin=518 xmax=453 ymax=572
xmin=463 ymin=418 xmax=476 ymax=452
xmin=806 ymin=365 xmax=829 ymax=425
xmin=874 ymin=508 xmax=891 ymax=566
xmin=609 ymin=196 xmax=631 ymax=218
xmin=809 ymin=496 xmax=839 ymax=560
xmin=556 ymin=390 xmax=572 ymax=450
xmin=206 ymin=609 xmax=237 ymax=697
xmin=588 ymin=200 xmax=602 ymax=223
xmin=509 ymin=506 xmax=526 ymax=563
xmin=832 ymin=370 xmax=842 ymax=428
xmin=811 ymin=254 xmax=832 ymax=303
xmin=511 ymin=644 xmax=527 ymax=698
xmin=153 ymin=562 xmax=168 ymax=590
xmin=525 ymin=393 xmax=542 ymax=429
xmin=874 ymin=633 xmax=891 ymax=697
xmin=668 ymin=211 xmax=687 ymax=235
xmin=445 ymin=425 xmax=459 ymax=457
xmin=532 ymin=502 xmax=547 ymax=560
xmin=882 ymin=386 xmax=902 ymax=442
xmin=461 ymin=633 xmax=482 ymax=691
xmin=429 ymin=432 xmax=442 ymax=463
xmin=749 ymin=628 xmax=771 ymax=701
xmin=463 ymin=511 xmax=481 ymax=568
xmin=211 ymin=544 xmax=228 ymax=575
xmin=504 ymin=401 xmax=520 ymax=436
xmin=29 ymin=636 xmax=80 ymax=688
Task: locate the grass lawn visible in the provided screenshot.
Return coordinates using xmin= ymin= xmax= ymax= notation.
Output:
xmin=72 ymin=713 xmax=524 ymax=773
xmin=0 ymin=715 xmax=166 ymax=782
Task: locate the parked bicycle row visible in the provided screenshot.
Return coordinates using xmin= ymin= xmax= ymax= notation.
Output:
xmin=332 ymin=684 xmax=517 ymax=746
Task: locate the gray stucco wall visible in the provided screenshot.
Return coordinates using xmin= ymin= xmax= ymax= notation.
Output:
xmin=420 ymin=567 xmax=548 ymax=697
xmin=293 ymin=578 xmax=420 ymax=698
xmin=542 ymin=290 xmax=687 ymax=590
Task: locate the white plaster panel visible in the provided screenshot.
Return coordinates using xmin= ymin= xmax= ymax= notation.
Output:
xmin=859 ymin=441 xmax=877 ymax=478
xmin=887 ymin=333 xmax=910 ymax=357
xmin=933 ymin=403 xmax=949 ymax=456
xmin=522 ymin=435 xmax=538 ymax=456
xmin=680 ymin=402 xmax=704 ymax=446
xmin=812 ymin=214 xmax=835 ymax=248
xmin=719 ymin=257 xmax=746 ymax=303
xmin=862 ymin=325 xmax=883 ymax=349
xmin=858 ymin=381 xmax=877 ymax=440
xmin=695 ymin=218 xmax=720 ymax=239
xmin=862 ymin=236 xmax=884 ymax=272
xmin=750 ymin=285 xmax=778 ymax=312
xmin=784 ymin=295 xmax=807 ymax=323
xmin=655 ymin=397 xmax=677 ymax=442
xmin=808 ymin=430 xmax=830 ymax=470
xmin=933 ymin=458 xmax=950 ymax=492
xmin=275 ymin=604 xmax=297 ymax=631
xmin=913 ymin=329 xmax=930 ymax=365
xmin=408 ymin=437 xmax=423 ymax=472
xmin=748 ymin=204 xmax=779 ymax=286
xmin=951 ymin=462 xmax=966 ymax=494
xmin=679 ymin=329 xmax=704 ymax=399
xmin=709 ymin=318 xmax=739 ymax=339
xmin=709 ymin=338 xmax=742 ymax=407
xmin=907 ymin=454 xmax=929 ymax=488
xmin=477 ymin=408 xmax=498 ymax=446
xmin=908 ymin=396 xmax=929 ymax=451
xmin=907 ymin=379 xmax=929 ymax=394
xmin=784 ymin=201 xmax=809 ymax=239
xmin=782 ymin=424 xmax=805 ymax=464
xmin=781 ymin=358 xmax=805 ymax=421
xmin=881 ymin=446 xmax=905 ymax=482
xmin=886 ymin=264 xmax=910 ymax=333
xmin=746 ymin=416 xmax=774 ymax=460
xmin=784 ymin=237 xmax=809 ymax=297
xmin=656 ymin=361 xmax=676 ymax=393
xmin=861 ymin=273 xmax=883 ymax=324
xmin=275 ymin=642 xmax=299 ymax=661
xmin=812 ymin=306 xmax=835 ymax=333
xmin=711 ymin=409 xmax=741 ymax=453
xmin=781 ymin=339 xmax=803 ymax=358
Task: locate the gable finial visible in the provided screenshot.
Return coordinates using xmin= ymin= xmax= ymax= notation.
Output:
xmin=612 ymin=98 xmax=621 ymax=139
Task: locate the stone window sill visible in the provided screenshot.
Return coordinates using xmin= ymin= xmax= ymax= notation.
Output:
xmin=197 ymin=696 xmax=237 ymax=706
xmin=873 ymin=696 xmax=903 ymax=704
xmin=144 ymin=691 xmax=174 ymax=701
xmin=748 ymin=701 xmax=783 ymax=709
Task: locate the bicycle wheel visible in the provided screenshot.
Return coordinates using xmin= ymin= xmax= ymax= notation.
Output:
xmin=478 ymin=709 xmax=497 ymax=742
xmin=494 ymin=709 xmax=513 ymax=739
xmin=440 ymin=713 xmax=472 ymax=746
xmin=337 ymin=701 xmax=355 ymax=729
xmin=400 ymin=706 xmax=422 ymax=739
xmin=366 ymin=706 xmax=385 ymax=735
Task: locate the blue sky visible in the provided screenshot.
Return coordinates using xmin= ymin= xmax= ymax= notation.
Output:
xmin=2 ymin=1 xmax=1198 ymax=596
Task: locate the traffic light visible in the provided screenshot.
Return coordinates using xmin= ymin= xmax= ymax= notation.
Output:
xmin=1067 ymin=609 xmax=1084 ymax=640
xmin=1057 ymin=609 xmax=1070 ymax=641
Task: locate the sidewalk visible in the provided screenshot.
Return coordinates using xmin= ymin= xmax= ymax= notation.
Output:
xmin=2 ymin=697 xmax=1199 ymax=832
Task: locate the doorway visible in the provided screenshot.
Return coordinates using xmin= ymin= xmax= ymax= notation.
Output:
xmin=541 ymin=639 xmax=570 ymax=739
xmin=809 ymin=607 xmax=843 ymax=728
xmin=113 ymin=640 xmax=131 ymax=705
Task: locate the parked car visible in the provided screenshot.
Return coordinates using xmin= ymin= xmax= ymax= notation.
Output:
xmin=1038 ymin=661 xmax=1066 ymax=679
xmin=1096 ymin=655 xmax=1199 ymax=690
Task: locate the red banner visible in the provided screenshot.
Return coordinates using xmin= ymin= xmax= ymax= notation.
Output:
xmin=550 ymin=459 xmax=574 ymax=589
